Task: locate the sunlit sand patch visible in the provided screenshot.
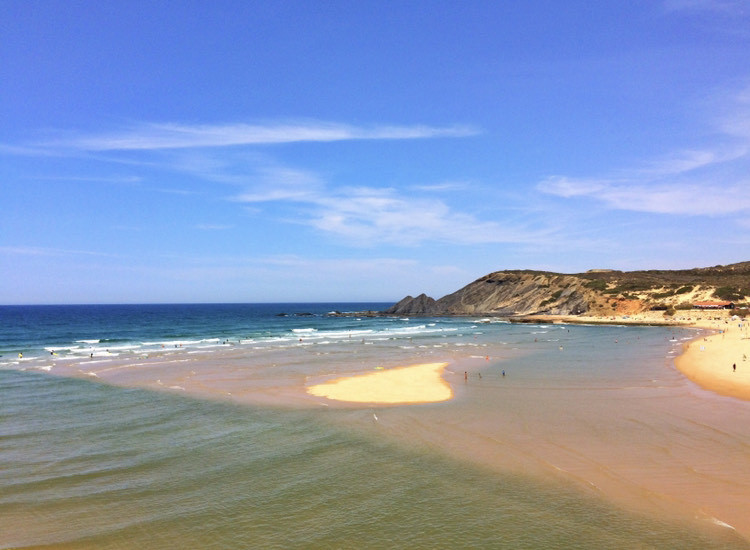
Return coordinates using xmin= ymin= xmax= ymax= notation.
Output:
xmin=674 ymin=321 xmax=750 ymax=401
xmin=307 ymin=362 xmax=453 ymax=404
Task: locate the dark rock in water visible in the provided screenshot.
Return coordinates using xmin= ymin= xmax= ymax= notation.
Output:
xmin=294 ymin=312 xmax=314 ymax=317
xmin=275 ymin=313 xmax=288 ymax=317
xmin=383 ymin=293 xmax=438 ymax=315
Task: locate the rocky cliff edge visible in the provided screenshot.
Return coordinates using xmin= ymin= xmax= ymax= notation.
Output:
xmin=383 ymin=263 xmax=750 ymax=317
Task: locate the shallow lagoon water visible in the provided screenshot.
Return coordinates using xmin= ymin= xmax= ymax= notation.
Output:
xmin=1 ymin=304 xmax=749 ymax=548
xmin=2 ymin=371 xmax=747 ymax=549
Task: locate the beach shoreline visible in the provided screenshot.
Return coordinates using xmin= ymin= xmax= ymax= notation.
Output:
xmin=513 ymin=310 xmax=750 ymax=402
xmin=7 ymin=307 xmax=750 ymax=544
xmin=304 ymin=309 xmax=750 ymax=406
xmin=673 ymin=318 xmax=750 ymax=401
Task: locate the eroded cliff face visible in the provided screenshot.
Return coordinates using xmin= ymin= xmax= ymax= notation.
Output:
xmin=385 ymin=272 xmax=596 ymax=316
xmin=384 ymin=263 xmax=750 ymax=317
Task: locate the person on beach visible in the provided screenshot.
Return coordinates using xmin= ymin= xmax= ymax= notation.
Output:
xmin=734 ymin=363 xmax=736 ymax=372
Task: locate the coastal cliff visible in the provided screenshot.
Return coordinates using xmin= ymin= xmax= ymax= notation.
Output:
xmin=384 ymin=262 xmax=750 ymax=317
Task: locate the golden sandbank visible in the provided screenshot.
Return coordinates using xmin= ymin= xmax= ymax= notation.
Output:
xmin=307 ymin=362 xmax=453 ymax=404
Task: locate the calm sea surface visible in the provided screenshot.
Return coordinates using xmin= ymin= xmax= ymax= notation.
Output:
xmin=1 ymin=304 xmax=749 ymax=549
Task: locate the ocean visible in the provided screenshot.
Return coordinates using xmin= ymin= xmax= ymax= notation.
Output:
xmin=1 ymin=303 xmax=749 ymax=549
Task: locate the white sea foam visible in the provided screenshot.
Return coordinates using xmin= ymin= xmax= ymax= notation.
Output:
xmin=319 ymin=329 xmax=374 ymax=338
xmin=707 ymin=516 xmax=735 ymax=530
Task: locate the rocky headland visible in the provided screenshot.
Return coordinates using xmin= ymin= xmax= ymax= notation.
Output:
xmin=382 ymin=262 xmax=750 ymax=322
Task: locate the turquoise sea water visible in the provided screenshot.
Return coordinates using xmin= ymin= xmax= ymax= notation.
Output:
xmin=1 ymin=304 xmax=749 ymax=549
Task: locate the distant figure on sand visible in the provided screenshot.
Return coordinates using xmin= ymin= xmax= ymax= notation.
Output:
xmin=733 ymin=363 xmax=736 ymax=372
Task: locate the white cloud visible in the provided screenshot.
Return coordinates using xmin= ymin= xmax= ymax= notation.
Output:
xmin=537 ymin=176 xmax=609 ymax=198
xmin=38 ymin=120 xmax=479 ymax=151
xmin=719 ymin=88 xmax=750 ymax=139
xmin=638 ymin=147 xmax=747 ymax=176
xmin=233 ymin=178 xmax=547 ymax=246
xmin=0 ymin=246 xmax=119 ymax=258
xmin=231 ymin=166 xmax=323 ymax=203
xmin=410 ymin=180 xmax=472 ymax=192
xmin=539 ymin=176 xmax=750 ymax=215
xmin=539 ymin=83 xmax=750 ymax=217
xmin=662 ymin=0 xmax=750 ymax=15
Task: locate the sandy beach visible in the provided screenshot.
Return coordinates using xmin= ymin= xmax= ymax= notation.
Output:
xmin=307 ymin=362 xmax=453 ymax=404
xmin=674 ymin=318 xmax=750 ymax=401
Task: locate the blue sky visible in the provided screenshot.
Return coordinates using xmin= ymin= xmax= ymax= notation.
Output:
xmin=2 ymin=0 xmax=750 ymax=304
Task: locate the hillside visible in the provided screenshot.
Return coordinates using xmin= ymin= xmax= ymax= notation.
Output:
xmin=384 ymin=262 xmax=750 ymax=317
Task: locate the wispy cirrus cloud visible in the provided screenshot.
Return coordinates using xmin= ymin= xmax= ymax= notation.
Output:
xmin=35 ymin=120 xmax=479 ymax=151
xmin=230 ymin=166 xmax=323 ymax=203
xmin=410 ymin=180 xmax=473 ymax=192
xmin=636 ymin=146 xmax=748 ymax=176
xmin=195 ymin=224 xmax=233 ymax=231
xmin=538 ymin=83 xmax=750 ymax=217
xmin=662 ymin=0 xmax=749 ymax=14
xmin=538 ymin=176 xmax=750 ymax=215
xmin=0 ymin=245 xmax=121 ymax=258
xmin=232 ymin=167 xmax=549 ymax=246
